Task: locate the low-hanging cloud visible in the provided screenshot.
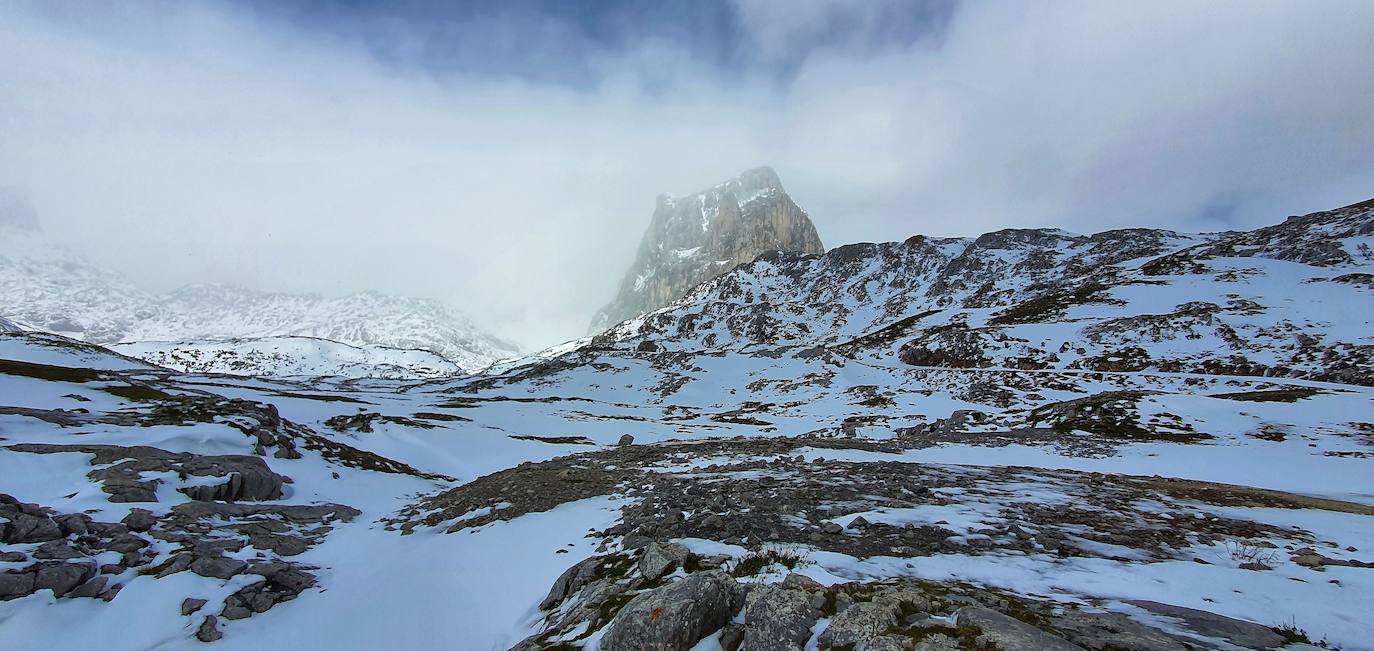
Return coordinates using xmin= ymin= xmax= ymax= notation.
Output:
xmin=2 ymin=0 xmax=1372 ymax=349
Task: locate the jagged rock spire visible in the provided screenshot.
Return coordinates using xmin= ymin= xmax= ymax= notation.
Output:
xmin=590 ymin=167 xmax=825 ymax=333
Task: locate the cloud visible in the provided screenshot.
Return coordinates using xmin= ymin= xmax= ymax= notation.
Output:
xmin=2 ymin=0 xmax=1372 ymax=348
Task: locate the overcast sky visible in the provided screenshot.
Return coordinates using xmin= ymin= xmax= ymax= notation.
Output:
xmin=3 ymin=0 xmax=1373 ymax=349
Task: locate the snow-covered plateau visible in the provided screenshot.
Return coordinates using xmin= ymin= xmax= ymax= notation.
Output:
xmin=2 ymin=197 xmax=1373 ymax=650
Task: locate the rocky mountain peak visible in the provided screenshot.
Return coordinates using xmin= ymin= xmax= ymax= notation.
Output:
xmin=589 ymin=167 xmax=825 ymax=333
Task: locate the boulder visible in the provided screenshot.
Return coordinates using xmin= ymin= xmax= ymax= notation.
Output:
xmin=190 ymin=556 xmax=248 ymax=580
xmin=1051 ymin=610 xmax=1187 ymax=651
xmin=639 ymin=542 xmax=690 ymax=580
xmin=98 ymin=583 xmax=123 ymax=602
xmin=781 ymin=573 xmax=824 ymax=591
xmin=222 ymin=600 xmax=252 ymax=620
xmin=719 ymin=623 xmax=745 ymax=651
xmin=3 ymin=513 xmax=63 ymax=543
xmin=0 ymin=572 xmax=37 ymax=600
xmin=177 ymin=456 xmax=286 ymax=502
xmin=911 ymin=634 xmax=960 ymax=651
xmin=268 ymin=569 xmax=317 ymax=594
xmin=155 ymin=554 xmax=194 ymax=578
xmin=103 ymin=533 xmax=149 ymax=553
xmin=196 ymin=616 xmax=223 ymax=642
xmin=54 ymin=514 xmax=90 ymax=536
xmin=868 ymin=635 xmax=919 ymax=651
xmin=66 ymin=576 xmax=108 ymax=599
xmin=86 ymin=521 xmax=129 ymax=537
xmin=818 ymin=599 xmax=900 ymax=649
xmin=540 ymin=556 xmax=608 ymax=610
xmin=743 ymin=584 xmax=818 ymax=651
xmin=182 ymin=598 xmax=208 ymax=615
xmin=618 ymin=434 xmax=635 ymax=446
xmin=600 ymin=571 xmax=737 ymax=651
xmin=1125 ymin=601 xmax=1285 ymax=649
xmin=955 ymin=606 xmax=1082 ymax=651
xmin=873 ymin=585 xmax=932 ymax=613
xmin=104 ymin=479 xmax=161 ymax=503
xmin=33 ymin=540 xmax=85 ymax=560
xmin=121 ymin=508 xmax=158 ymax=532
xmin=34 ymin=562 xmax=96 ymax=597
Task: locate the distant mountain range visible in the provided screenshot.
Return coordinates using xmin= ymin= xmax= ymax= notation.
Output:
xmin=0 ymin=217 xmax=519 ymax=378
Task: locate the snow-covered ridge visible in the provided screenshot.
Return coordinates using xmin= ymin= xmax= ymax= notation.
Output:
xmin=0 ymin=225 xmax=519 ymax=377
xmin=595 ymin=198 xmax=1374 ymax=386
xmin=112 ymin=336 xmax=466 ymax=380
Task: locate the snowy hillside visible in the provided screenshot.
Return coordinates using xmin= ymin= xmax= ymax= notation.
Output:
xmin=0 ymin=225 xmax=519 ymax=377
xmin=1 ymin=197 xmax=1373 ymax=650
xmin=597 ymin=199 xmax=1374 ymax=386
xmin=113 ymin=337 xmax=465 ymax=380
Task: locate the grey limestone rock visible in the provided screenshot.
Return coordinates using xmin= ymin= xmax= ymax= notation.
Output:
xmin=639 ymin=541 xmax=690 ymax=580
xmin=955 ymin=606 xmax=1083 ymax=651
xmin=1125 ymin=600 xmax=1285 ymax=649
xmin=818 ymin=599 xmax=901 ymax=649
xmin=600 ymin=571 xmax=737 ymax=651
xmin=743 ymin=584 xmax=819 ymax=651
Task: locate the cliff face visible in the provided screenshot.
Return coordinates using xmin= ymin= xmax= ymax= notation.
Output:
xmin=589 ymin=167 xmax=825 ymax=332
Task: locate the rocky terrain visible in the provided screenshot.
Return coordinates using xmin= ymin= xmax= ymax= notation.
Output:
xmin=589 ymin=167 xmax=825 ymax=333
xmin=598 ymin=198 xmax=1374 ymax=386
xmin=0 ymin=218 xmax=519 ymax=377
xmin=1 ymin=195 xmax=1372 ymax=650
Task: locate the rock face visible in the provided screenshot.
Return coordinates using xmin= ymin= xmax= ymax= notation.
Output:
xmin=743 ymin=585 xmax=819 ymax=651
xmin=954 ymin=607 xmax=1082 ymax=650
xmin=599 ymin=571 xmax=737 ymax=651
xmin=1125 ymin=600 xmax=1286 ymax=649
xmin=589 ymin=167 xmax=825 ymax=333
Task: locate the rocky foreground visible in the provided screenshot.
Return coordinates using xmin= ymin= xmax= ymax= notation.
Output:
xmin=2 ymin=197 xmax=1373 ymax=649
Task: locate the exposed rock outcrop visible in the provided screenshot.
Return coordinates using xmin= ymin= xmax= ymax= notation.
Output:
xmin=590 ymin=167 xmax=825 ymax=333
xmin=599 ymin=571 xmax=737 ymax=651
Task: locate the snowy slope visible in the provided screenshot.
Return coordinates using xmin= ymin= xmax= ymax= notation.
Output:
xmin=596 ymin=200 xmax=1374 ymax=386
xmin=112 ymin=336 xmax=465 ymax=380
xmin=0 ymin=225 xmax=519 ymax=377
xmin=3 ymin=313 xmax=1373 ymax=648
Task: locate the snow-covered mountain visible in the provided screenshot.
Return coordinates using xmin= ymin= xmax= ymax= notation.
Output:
xmin=126 ymin=284 xmax=520 ymax=374
xmin=595 ymin=198 xmax=1374 ymax=385
xmin=0 ymin=222 xmax=519 ymax=377
xmin=2 ymin=194 xmax=1373 ymax=650
xmin=112 ymin=336 xmax=465 ymax=380
xmin=589 ymin=167 xmax=825 ymax=333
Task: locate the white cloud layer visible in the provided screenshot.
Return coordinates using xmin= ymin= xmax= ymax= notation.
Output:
xmin=2 ymin=0 xmax=1372 ymax=348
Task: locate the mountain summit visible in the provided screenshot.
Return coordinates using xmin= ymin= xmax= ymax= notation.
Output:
xmin=589 ymin=167 xmax=825 ymax=333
